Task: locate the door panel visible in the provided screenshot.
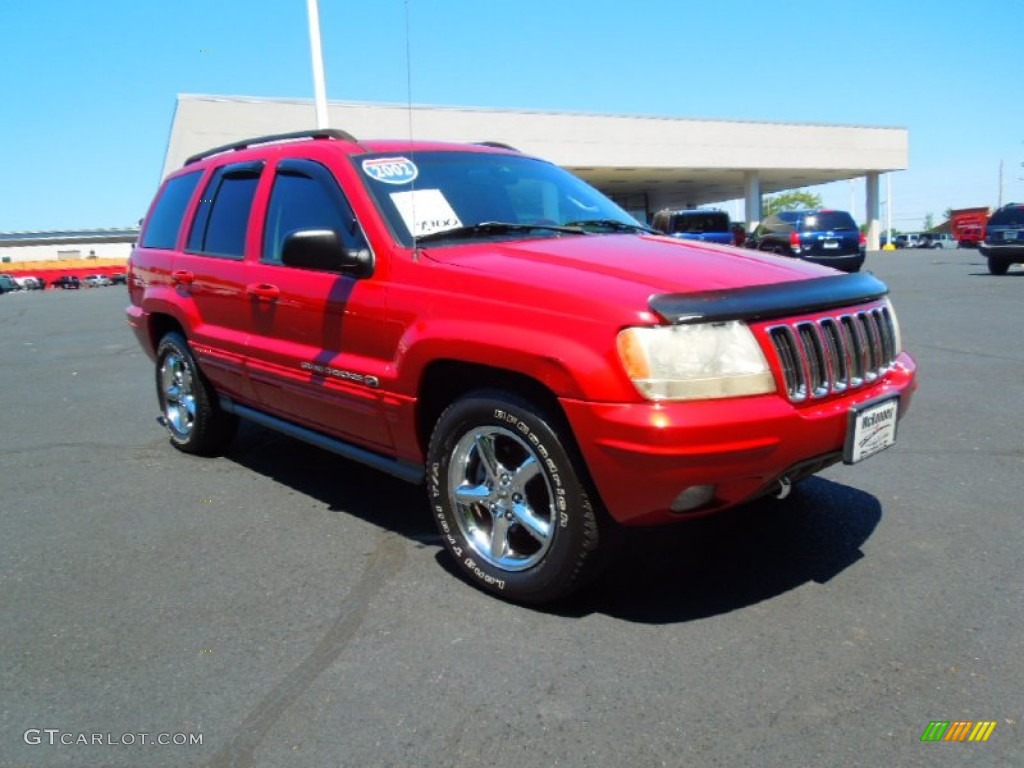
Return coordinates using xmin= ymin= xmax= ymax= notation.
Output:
xmin=243 ymin=158 xmax=394 ymax=450
xmin=243 ymin=265 xmax=393 ymax=449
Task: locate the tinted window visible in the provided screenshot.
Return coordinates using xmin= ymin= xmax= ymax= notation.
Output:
xmin=990 ymin=206 xmax=1024 ymax=226
xmin=763 ymin=215 xmax=794 ymax=233
xmin=263 ymin=160 xmax=363 ymax=264
xmin=188 ymin=163 xmax=263 ymax=258
xmin=670 ymin=212 xmax=729 ymax=234
xmin=140 ymin=171 xmax=201 ymax=249
xmin=800 ymin=211 xmax=856 ymax=231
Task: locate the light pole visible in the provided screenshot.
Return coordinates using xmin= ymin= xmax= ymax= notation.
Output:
xmin=886 ymin=173 xmax=893 ymax=245
xmin=307 ymin=0 xmax=329 ymax=129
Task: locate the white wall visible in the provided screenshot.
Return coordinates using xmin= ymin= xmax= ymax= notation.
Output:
xmin=0 ymin=242 xmax=133 ymax=264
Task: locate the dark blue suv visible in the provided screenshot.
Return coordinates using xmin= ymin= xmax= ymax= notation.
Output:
xmin=746 ymin=209 xmax=865 ymax=272
xmin=651 ymin=209 xmax=735 ymax=245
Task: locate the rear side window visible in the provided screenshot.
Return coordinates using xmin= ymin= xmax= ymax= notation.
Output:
xmin=187 ymin=162 xmax=263 ymax=259
xmin=140 ymin=171 xmax=202 ymax=249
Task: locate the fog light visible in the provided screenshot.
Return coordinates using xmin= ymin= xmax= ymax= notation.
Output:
xmin=670 ymin=484 xmax=716 ymax=513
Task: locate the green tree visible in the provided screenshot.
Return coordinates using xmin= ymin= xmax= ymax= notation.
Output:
xmin=923 ymin=213 xmax=935 ymax=230
xmin=763 ymin=190 xmax=823 ymax=215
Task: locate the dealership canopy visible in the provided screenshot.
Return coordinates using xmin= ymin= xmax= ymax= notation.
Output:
xmin=164 ymin=93 xmax=907 ymax=248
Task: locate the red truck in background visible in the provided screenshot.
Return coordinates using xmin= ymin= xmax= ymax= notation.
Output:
xmin=950 ymin=207 xmax=990 ymax=248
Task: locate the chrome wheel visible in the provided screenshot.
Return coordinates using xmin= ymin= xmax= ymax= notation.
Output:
xmin=448 ymin=426 xmax=555 ymax=571
xmin=159 ymin=351 xmax=196 ymax=439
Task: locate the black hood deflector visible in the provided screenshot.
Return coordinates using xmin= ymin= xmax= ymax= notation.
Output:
xmin=649 ymin=272 xmax=888 ymax=325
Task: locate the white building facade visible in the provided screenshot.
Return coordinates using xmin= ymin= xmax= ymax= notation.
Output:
xmin=164 ymin=94 xmax=908 ymax=250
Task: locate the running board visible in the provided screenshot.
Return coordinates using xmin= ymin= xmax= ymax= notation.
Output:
xmin=220 ymin=398 xmax=424 ymax=484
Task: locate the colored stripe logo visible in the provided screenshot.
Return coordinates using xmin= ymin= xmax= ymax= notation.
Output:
xmin=921 ymin=721 xmax=997 ymax=742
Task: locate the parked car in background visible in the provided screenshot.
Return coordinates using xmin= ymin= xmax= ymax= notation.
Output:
xmin=979 ymin=202 xmax=1024 ymax=275
xmin=650 ymin=208 xmax=736 ymax=245
xmin=109 ymin=272 xmax=127 ymax=285
xmin=918 ymin=233 xmax=955 ymax=249
xmin=83 ymin=274 xmax=113 ymax=288
xmin=745 ymin=209 xmax=865 ymax=272
xmin=0 ymin=274 xmax=18 ymax=294
xmin=13 ymin=276 xmax=43 ymax=290
xmin=52 ymin=275 xmax=81 ymax=289
xmin=893 ymin=233 xmax=923 ymax=249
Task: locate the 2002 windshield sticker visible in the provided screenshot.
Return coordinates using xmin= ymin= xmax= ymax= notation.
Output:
xmin=362 ymin=157 xmax=418 ymax=185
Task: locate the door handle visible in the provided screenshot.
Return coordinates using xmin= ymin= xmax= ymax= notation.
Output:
xmin=172 ymin=270 xmax=195 ymax=285
xmin=246 ymin=283 xmax=280 ymax=301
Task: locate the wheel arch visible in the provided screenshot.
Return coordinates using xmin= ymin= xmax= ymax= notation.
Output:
xmin=148 ymin=312 xmax=188 ymax=354
xmin=416 ymin=360 xmax=570 ymax=459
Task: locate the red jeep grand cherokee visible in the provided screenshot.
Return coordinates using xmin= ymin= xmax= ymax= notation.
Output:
xmin=126 ymin=129 xmax=917 ymax=603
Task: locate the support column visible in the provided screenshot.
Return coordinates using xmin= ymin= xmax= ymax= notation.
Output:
xmin=865 ymin=172 xmax=881 ymax=251
xmin=743 ymin=171 xmax=762 ymax=231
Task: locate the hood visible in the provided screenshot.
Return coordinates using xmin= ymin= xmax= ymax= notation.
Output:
xmin=423 ymin=232 xmax=833 ymax=302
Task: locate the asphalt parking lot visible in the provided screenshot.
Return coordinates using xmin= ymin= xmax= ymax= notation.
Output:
xmin=1 ymin=250 xmax=1021 ymax=767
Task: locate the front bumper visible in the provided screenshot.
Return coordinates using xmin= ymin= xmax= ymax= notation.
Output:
xmin=561 ymin=352 xmax=916 ymax=526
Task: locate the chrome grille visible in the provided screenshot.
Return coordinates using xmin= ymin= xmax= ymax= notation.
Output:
xmin=767 ymin=306 xmax=898 ymax=402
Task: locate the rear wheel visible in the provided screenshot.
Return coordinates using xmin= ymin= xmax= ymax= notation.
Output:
xmin=987 ymin=257 xmax=1010 ymax=276
xmin=427 ymin=391 xmax=606 ymax=603
xmin=155 ymin=332 xmax=237 ymax=455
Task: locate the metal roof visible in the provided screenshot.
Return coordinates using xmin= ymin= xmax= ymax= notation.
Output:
xmin=0 ymin=228 xmax=139 ymax=247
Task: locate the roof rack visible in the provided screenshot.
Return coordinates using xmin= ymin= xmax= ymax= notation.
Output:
xmin=475 ymin=141 xmax=520 ymax=152
xmin=184 ymin=128 xmax=358 ymax=166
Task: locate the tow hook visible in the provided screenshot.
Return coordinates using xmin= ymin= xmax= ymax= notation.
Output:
xmin=775 ymin=475 xmax=792 ymax=500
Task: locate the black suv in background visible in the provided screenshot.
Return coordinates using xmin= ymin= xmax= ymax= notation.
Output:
xmin=979 ymin=203 xmax=1024 ymax=275
xmin=745 ymin=209 xmax=865 ymax=272
xmin=52 ymin=276 xmax=81 ymax=289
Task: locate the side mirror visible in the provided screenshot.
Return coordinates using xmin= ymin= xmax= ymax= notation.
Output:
xmin=280 ymin=229 xmax=373 ymax=277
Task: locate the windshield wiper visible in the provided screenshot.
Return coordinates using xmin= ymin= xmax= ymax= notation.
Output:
xmin=416 ymin=221 xmax=587 ymax=244
xmin=563 ymin=219 xmax=659 ymax=235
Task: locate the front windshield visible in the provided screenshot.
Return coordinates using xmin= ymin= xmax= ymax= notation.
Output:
xmin=354 ymin=150 xmax=642 ymax=246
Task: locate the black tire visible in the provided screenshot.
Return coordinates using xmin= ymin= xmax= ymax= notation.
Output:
xmin=427 ymin=391 xmax=606 ymax=604
xmin=988 ymin=257 xmax=1010 ymax=276
xmin=155 ymin=332 xmax=237 ymax=455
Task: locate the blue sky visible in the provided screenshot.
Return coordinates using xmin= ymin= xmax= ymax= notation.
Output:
xmin=2 ymin=0 xmax=1021 ymax=232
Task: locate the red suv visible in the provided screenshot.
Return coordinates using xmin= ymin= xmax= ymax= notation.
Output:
xmin=127 ymin=130 xmax=917 ymax=603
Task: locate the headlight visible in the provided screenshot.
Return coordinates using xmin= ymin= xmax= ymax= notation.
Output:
xmin=616 ymin=321 xmax=776 ymax=401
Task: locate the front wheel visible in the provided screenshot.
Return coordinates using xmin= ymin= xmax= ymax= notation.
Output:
xmin=155 ymin=332 xmax=237 ymax=455
xmin=427 ymin=391 xmax=606 ymax=604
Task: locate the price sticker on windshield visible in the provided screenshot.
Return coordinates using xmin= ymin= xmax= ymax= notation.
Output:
xmin=362 ymin=156 xmax=419 ymax=185
xmin=389 ymin=189 xmax=462 ymax=237
xmin=844 ymin=396 xmax=899 ymax=464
